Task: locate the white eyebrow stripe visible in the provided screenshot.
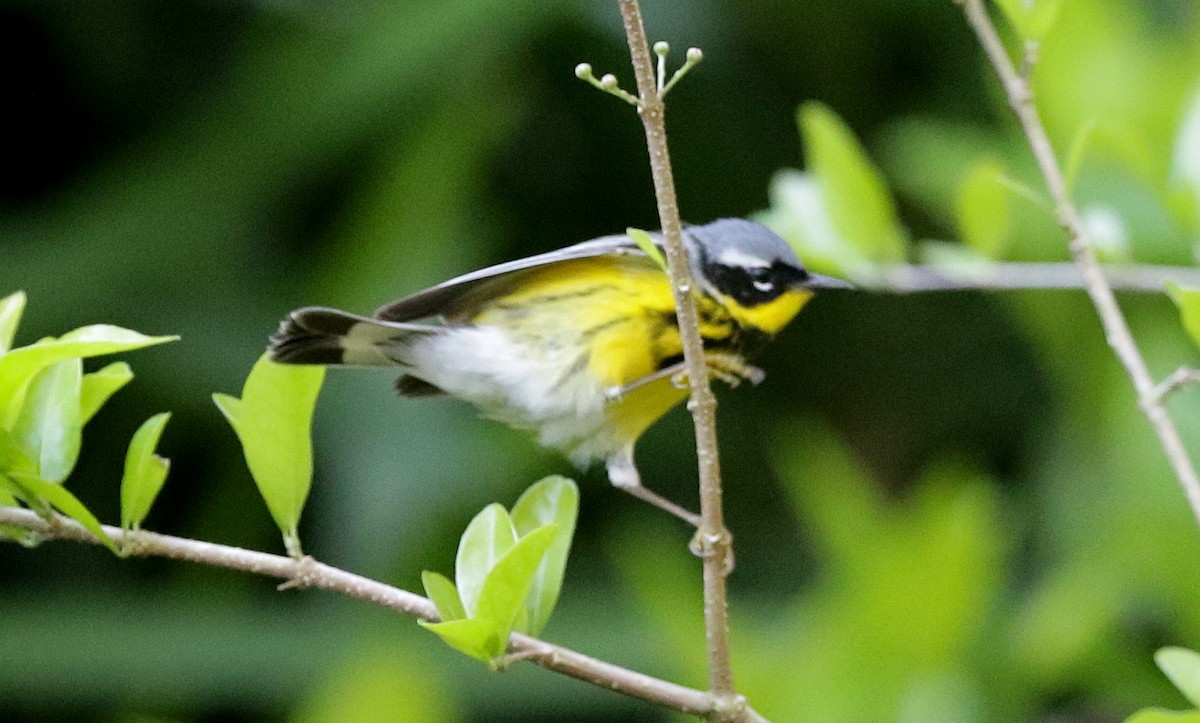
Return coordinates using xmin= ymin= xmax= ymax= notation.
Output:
xmin=714 ymin=247 xmax=771 ymax=268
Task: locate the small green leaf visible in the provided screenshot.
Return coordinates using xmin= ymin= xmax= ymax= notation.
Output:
xmin=1158 ymin=648 xmax=1200 ymax=708
xmin=955 ymin=159 xmax=1010 ymax=259
xmin=474 ymin=523 xmax=558 ymax=644
xmin=1166 ymin=283 xmax=1200 ymax=351
xmin=11 ymin=359 xmax=83 ymax=484
xmin=0 ymin=291 xmax=26 ymax=356
xmin=511 ymin=476 xmax=578 ymax=635
xmin=120 ymin=413 xmax=172 ymax=530
xmin=212 ymin=393 xmax=242 ymax=431
xmin=80 ymin=362 xmax=134 ymax=425
xmin=995 ymin=0 xmax=1062 ymax=40
xmin=455 ymin=503 xmax=517 ymax=618
xmin=418 ymin=617 xmax=505 ymax=663
xmin=214 ymin=354 xmax=324 ymax=546
xmin=627 ymin=227 xmax=668 ymax=272
xmin=0 ymin=325 xmax=177 ymax=427
xmin=422 ymin=570 xmax=467 ymax=622
xmin=799 ymin=101 xmax=906 ymax=264
xmin=0 ymin=475 xmax=35 ymax=545
xmin=0 ymin=427 xmax=36 ymax=474
xmin=3 ymin=472 xmax=118 ymax=554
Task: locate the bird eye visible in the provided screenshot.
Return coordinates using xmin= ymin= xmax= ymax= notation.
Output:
xmin=749 ymin=267 xmax=774 ymax=292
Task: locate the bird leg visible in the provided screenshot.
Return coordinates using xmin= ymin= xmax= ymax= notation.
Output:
xmin=606 ymin=448 xmax=701 ymax=527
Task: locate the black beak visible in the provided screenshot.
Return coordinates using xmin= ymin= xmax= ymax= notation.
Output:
xmin=798 ymin=272 xmax=854 ymax=291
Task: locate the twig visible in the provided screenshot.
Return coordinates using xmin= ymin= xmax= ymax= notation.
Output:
xmin=870 ymin=262 xmax=1200 ymax=294
xmin=0 ymin=504 xmax=737 ymax=718
xmin=1149 ymin=367 xmax=1200 ymax=407
xmin=614 ymin=1 xmax=743 ymax=719
xmin=957 ymin=0 xmax=1200 ymax=524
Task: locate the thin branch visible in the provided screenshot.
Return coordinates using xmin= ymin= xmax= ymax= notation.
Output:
xmin=957 ymin=0 xmax=1200 ymax=524
xmin=1149 ymin=367 xmax=1200 ymax=407
xmin=870 ymin=262 xmax=1200 ymax=294
xmin=614 ymin=0 xmax=743 ymax=718
xmin=0 ymin=505 xmax=735 ymax=718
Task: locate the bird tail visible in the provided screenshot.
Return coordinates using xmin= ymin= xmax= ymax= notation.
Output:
xmin=268 ymin=307 xmax=434 ymax=368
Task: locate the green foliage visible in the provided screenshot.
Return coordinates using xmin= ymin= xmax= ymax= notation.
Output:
xmin=613 ymin=423 xmax=1006 ymax=721
xmin=956 ymin=158 xmax=1011 ymax=259
xmin=799 ymin=102 xmax=907 ymax=264
xmin=994 ymin=0 xmax=1063 ymax=41
xmin=510 ymin=476 xmax=578 ymax=636
xmin=1170 ymin=87 xmax=1200 ymax=236
xmin=120 ymin=413 xmax=172 ymax=532
xmin=1127 ymin=648 xmax=1200 ymax=722
xmin=762 ymin=102 xmax=908 ymax=277
xmin=0 ymin=291 xmax=176 ymax=552
xmin=627 ymin=227 xmax=668 ymax=272
xmin=1166 ymin=283 xmax=1200 ymax=351
xmin=214 ymin=354 xmax=325 ymax=556
xmin=12 ymin=358 xmax=83 ymax=484
xmin=420 ymin=477 xmax=577 ymax=665
xmin=0 ymin=291 xmax=25 ymax=356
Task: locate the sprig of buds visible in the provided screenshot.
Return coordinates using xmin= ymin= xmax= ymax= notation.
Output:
xmin=575 ymin=41 xmax=703 ymax=105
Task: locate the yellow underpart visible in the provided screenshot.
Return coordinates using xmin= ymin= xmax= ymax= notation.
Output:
xmin=467 ymin=257 xmax=814 ymax=451
xmin=472 ymin=257 xmax=677 ymax=389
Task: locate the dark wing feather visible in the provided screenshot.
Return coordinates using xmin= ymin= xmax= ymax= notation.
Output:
xmin=374 ymin=234 xmax=655 ymax=322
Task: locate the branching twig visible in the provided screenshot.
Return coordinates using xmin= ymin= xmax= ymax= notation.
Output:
xmin=957 ymin=0 xmax=1200 ymax=524
xmin=614 ymin=1 xmax=744 ymax=719
xmin=0 ymin=505 xmax=740 ymax=718
xmin=871 ymin=262 xmax=1200 ymax=294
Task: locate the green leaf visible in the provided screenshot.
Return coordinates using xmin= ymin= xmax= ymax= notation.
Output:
xmin=455 ymin=503 xmax=517 ymax=618
xmin=213 ymin=354 xmax=324 ymax=545
xmin=2 ymin=472 xmax=118 ymax=554
xmin=473 ymin=523 xmax=558 ymax=643
xmin=0 ymin=482 xmax=30 ymax=544
xmin=995 ymin=0 xmax=1062 ymax=40
xmin=422 ymin=570 xmax=467 ymax=622
xmin=80 ymin=362 xmax=134 ymax=425
xmin=0 ymin=291 xmax=26 ymax=356
xmin=0 ymin=325 xmax=177 ymax=428
xmin=120 ymin=413 xmax=172 ymax=531
xmin=11 ymin=359 xmax=83 ymax=484
xmin=511 ymin=476 xmax=578 ymax=635
xmin=0 ymin=427 xmax=35 ymax=474
xmin=1158 ymin=648 xmax=1200 ymax=708
xmin=955 ymin=159 xmax=1011 ymax=259
xmin=762 ymin=171 xmax=871 ymax=277
xmin=418 ymin=617 xmax=505 ymax=663
xmin=626 ymin=227 xmax=668 ymax=272
xmin=799 ymin=101 xmax=906 ymax=264
xmin=1166 ymin=283 xmax=1200 ymax=351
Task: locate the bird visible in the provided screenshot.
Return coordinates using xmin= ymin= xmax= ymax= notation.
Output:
xmin=268 ymin=218 xmax=850 ymax=524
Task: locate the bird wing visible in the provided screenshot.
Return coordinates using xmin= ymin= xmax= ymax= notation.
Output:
xmin=374 ymin=233 xmax=661 ymax=322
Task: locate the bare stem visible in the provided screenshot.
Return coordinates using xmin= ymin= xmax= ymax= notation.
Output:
xmin=871 ymin=262 xmax=1200 ymax=294
xmin=615 ymin=0 xmax=742 ymax=717
xmin=0 ymin=504 xmax=754 ymax=719
xmin=957 ymin=0 xmax=1200 ymax=524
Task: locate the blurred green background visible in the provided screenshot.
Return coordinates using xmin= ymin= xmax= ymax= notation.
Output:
xmin=3 ymin=0 xmax=1200 ymax=721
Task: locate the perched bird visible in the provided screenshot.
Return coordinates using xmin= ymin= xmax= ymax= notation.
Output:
xmin=269 ymin=218 xmax=849 ymax=523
